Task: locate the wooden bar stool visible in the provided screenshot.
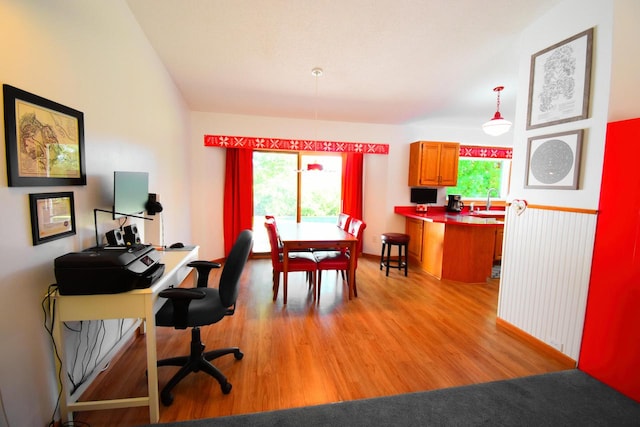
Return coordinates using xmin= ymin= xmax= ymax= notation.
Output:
xmin=380 ymin=233 xmax=409 ymax=276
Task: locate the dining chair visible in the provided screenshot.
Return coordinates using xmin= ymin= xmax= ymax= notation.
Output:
xmin=314 ymin=218 xmax=366 ymax=302
xmin=264 ymin=219 xmax=317 ymax=304
xmin=337 ymin=213 xmax=351 ymax=231
xmin=264 ymin=215 xmax=284 ymax=250
xmin=311 ymin=213 xmax=352 ymax=256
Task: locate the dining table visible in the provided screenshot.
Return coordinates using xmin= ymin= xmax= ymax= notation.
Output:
xmin=278 ymin=222 xmax=359 ymax=300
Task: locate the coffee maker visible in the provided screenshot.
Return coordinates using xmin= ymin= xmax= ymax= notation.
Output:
xmin=447 ymin=194 xmax=464 ymax=212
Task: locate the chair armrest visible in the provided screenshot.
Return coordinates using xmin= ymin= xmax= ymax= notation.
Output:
xmin=158 ymin=287 xmax=206 ymax=329
xmin=159 ymin=287 xmax=206 ymax=300
xmin=188 ymin=260 xmax=222 ymax=288
xmin=188 ymin=260 xmax=222 ymax=269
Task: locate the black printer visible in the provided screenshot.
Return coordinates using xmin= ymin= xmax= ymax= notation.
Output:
xmin=54 ymin=244 xmax=165 ymax=295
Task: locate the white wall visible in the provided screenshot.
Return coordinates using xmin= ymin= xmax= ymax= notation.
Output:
xmin=0 ymin=1 xmax=191 ymax=425
xmin=509 ymin=1 xmax=613 ymax=210
xmin=188 ymin=112 xmax=516 ymax=260
xmin=189 ymin=112 xmax=417 ymax=258
xmin=609 ymin=0 xmax=640 ymax=122
xmin=498 ymin=0 xmax=614 ymax=360
xmin=1 ymin=0 xmax=633 ymax=425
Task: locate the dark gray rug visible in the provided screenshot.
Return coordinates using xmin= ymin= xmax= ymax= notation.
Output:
xmin=146 ymin=370 xmax=640 ymax=426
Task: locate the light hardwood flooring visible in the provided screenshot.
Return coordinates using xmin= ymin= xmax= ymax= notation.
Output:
xmin=73 ymin=255 xmax=574 ymax=426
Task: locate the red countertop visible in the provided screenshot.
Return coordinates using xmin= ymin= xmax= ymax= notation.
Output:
xmin=394 ymin=206 xmax=504 ymax=226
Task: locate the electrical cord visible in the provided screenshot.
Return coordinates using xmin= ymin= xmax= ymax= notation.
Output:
xmin=160 ymin=211 xmax=165 ymax=248
xmin=42 ymin=284 xmax=64 ymax=427
xmin=43 ymin=285 xmax=108 ymax=407
xmin=68 ymin=320 xmax=107 ymax=396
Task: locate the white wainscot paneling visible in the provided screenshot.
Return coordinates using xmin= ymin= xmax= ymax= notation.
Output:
xmin=497 ymin=206 xmax=597 ymax=360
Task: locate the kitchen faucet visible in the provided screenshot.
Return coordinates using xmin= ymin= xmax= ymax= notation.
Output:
xmin=486 ymin=188 xmax=497 ymax=211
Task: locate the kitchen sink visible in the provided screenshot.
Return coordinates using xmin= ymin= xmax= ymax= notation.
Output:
xmin=471 ymin=210 xmax=506 ymax=217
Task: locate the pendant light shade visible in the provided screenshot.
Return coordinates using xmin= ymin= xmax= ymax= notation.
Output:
xmin=482 ymin=86 xmax=512 ymax=136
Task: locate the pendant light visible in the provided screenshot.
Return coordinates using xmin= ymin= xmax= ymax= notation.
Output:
xmin=295 ymin=68 xmax=325 ymax=173
xmin=482 ymin=86 xmax=512 ymax=136
xmin=306 ymin=67 xmax=323 ymax=171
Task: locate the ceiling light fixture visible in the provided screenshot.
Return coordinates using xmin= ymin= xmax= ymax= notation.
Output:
xmin=482 ymin=86 xmax=512 ymax=136
xmin=306 ymin=67 xmax=324 ymax=172
xmin=311 ymin=67 xmax=323 ymax=124
xmin=295 ymin=68 xmax=325 ymax=173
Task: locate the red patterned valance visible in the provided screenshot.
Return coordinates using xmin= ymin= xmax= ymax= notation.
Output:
xmin=204 ymin=135 xmax=389 ymax=154
xmin=460 ymin=145 xmax=512 ymax=159
xmin=204 ymin=136 xmax=509 ymax=159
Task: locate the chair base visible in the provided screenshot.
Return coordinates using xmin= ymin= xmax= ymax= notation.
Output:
xmin=157 ymin=326 xmax=243 ymax=406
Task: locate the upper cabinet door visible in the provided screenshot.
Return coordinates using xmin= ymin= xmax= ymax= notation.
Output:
xmin=408 ymin=141 xmax=459 ymax=187
xmin=437 ymin=143 xmax=460 ymax=186
xmin=417 ymin=142 xmax=441 ymax=185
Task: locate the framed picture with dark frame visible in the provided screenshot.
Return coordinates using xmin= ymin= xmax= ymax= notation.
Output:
xmin=525 ymin=130 xmax=584 ymax=190
xmin=3 ymin=84 xmax=86 ymax=187
xmin=29 ymin=192 xmax=76 ymax=245
xmin=526 ymin=28 xmax=594 ymax=130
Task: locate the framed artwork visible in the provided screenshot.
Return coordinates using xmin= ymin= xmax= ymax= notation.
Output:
xmin=29 ymin=192 xmax=76 ymax=245
xmin=525 ymin=130 xmax=583 ymax=190
xmin=526 ymin=28 xmax=594 ymax=130
xmin=3 ymin=84 xmax=86 ymax=187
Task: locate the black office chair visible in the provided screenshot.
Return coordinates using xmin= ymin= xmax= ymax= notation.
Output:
xmin=155 ymin=229 xmax=253 ymax=406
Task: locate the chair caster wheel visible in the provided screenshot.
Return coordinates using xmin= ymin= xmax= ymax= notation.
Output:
xmin=161 ymin=390 xmax=174 ymax=406
xmin=221 ymin=381 xmax=232 ymax=394
xmin=234 ymin=350 xmax=244 ymax=360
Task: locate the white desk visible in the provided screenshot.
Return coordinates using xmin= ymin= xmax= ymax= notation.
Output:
xmin=53 ymin=246 xmax=199 ymax=424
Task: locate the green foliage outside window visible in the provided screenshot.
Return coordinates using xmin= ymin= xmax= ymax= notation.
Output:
xmin=253 ymin=152 xmax=297 ymax=217
xmin=446 ymin=159 xmax=505 ymax=198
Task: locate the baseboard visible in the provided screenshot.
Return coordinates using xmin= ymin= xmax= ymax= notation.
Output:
xmin=496 ymin=317 xmax=576 ymax=368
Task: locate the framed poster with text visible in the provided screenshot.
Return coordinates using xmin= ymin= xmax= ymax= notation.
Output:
xmin=29 ymin=192 xmax=76 ymax=245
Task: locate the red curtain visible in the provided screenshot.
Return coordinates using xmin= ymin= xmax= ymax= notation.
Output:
xmin=223 ymin=148 xmax=253 ymax=256
xmin=341 ymin=152 xmax=363 ymax=218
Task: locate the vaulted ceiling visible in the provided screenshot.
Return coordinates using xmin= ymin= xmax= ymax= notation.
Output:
xmin=125 ymin=0 xmax=563 ymax=128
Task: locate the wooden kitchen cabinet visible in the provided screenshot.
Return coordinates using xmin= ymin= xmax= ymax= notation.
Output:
xmin=405 ymin=218 xmax=445 ymax=279
xmin=405 ymin=218 xmax=424 ymax=261
xmin=408 ymin=141 xmax=460 ymax=186
xmin=494 ymin=225 xmax=504 ymax=261
xmin=403 ymin=216 xmax=500 ymax=283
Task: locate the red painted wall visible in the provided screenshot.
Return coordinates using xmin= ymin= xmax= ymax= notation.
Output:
xmin=579 ymin=118 xmax=640 ymax=401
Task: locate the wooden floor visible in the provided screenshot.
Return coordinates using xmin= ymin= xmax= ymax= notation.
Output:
xmin=73 ymin=255 xmax=574 ymax=426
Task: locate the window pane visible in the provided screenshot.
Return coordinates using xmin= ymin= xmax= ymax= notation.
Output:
xmin=253 ymin=151 xmax=297 ymax=221
xmin=252 ymin=151 xmax=343 ymax=252
xmin=446 ymin=159 xmax=510 ymax=198
xmin=300 ymin=155 xmax=342 ymax=223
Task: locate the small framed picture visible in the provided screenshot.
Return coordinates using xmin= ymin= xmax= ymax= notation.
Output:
xmin=3 ymin=84 xmax=86 ymax=187
xmin=526 ymin=28 xmax=594 ymax=129
xmin=29 ymin=192 xmax=76 ymax=245
xmin=525 ymin=130 xmax=584 ymax=190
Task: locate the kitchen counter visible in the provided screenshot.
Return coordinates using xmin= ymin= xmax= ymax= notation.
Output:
xmin=394 ymin=206 xmax=504 ymax=283
xmin=394 ymin=206 xmax=504 ymax=226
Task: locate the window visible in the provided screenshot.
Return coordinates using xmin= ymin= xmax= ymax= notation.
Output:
xmin=446 ymin=158 xmax=511 ymax=199
xmin=299 ymin=154 xmax=342 ymax=222
xmin=252 ymin=151 xmax=343 ymax=252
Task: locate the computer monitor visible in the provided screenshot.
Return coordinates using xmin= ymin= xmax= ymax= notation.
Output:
xmin=410 ymin=187 xmax=437 ymax=204
xmin=113 ymin=171 xmax=149 ymax=219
